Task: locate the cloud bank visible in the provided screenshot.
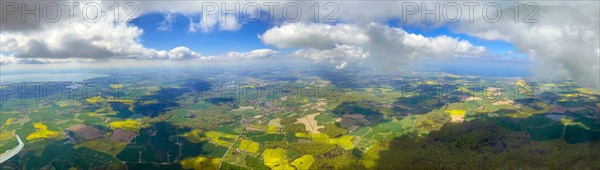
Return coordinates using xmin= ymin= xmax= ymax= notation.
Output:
xmin=260 ymin=23 xmax=486 ymax=70
xmin=452 ymin=4 xmax=600 ymax=89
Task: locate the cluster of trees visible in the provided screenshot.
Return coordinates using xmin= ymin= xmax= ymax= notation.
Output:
xmin=245 ymin=156 xmax=270 ymax=170
xmin=312 ymin=148 xmax=364 ymax=170
xmin=414 ymin=111 xmax=451 ymax=132
xmin=319 ymin=123 xmax=348 ymax=138
xmin=177 ymin=105 xmax=241 ymax=130
xmin=263 ymin=141 xmax=366 ymax=169
xmin=365 ymin=121 xmax=600 ymax=169
xmin=281 ymin=117 xmax=306 ymax=133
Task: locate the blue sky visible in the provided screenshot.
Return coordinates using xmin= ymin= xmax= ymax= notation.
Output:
xmin=132 ymin=13 xmax=273 ymax=55
xmin=132 ymin=12 xmax=520 ymax=58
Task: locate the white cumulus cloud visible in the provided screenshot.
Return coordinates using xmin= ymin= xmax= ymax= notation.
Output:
xmin=452 ymin=4 xmax=600 ymax=89
xmin=261 ymin=22 xmax=486 ymax=70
